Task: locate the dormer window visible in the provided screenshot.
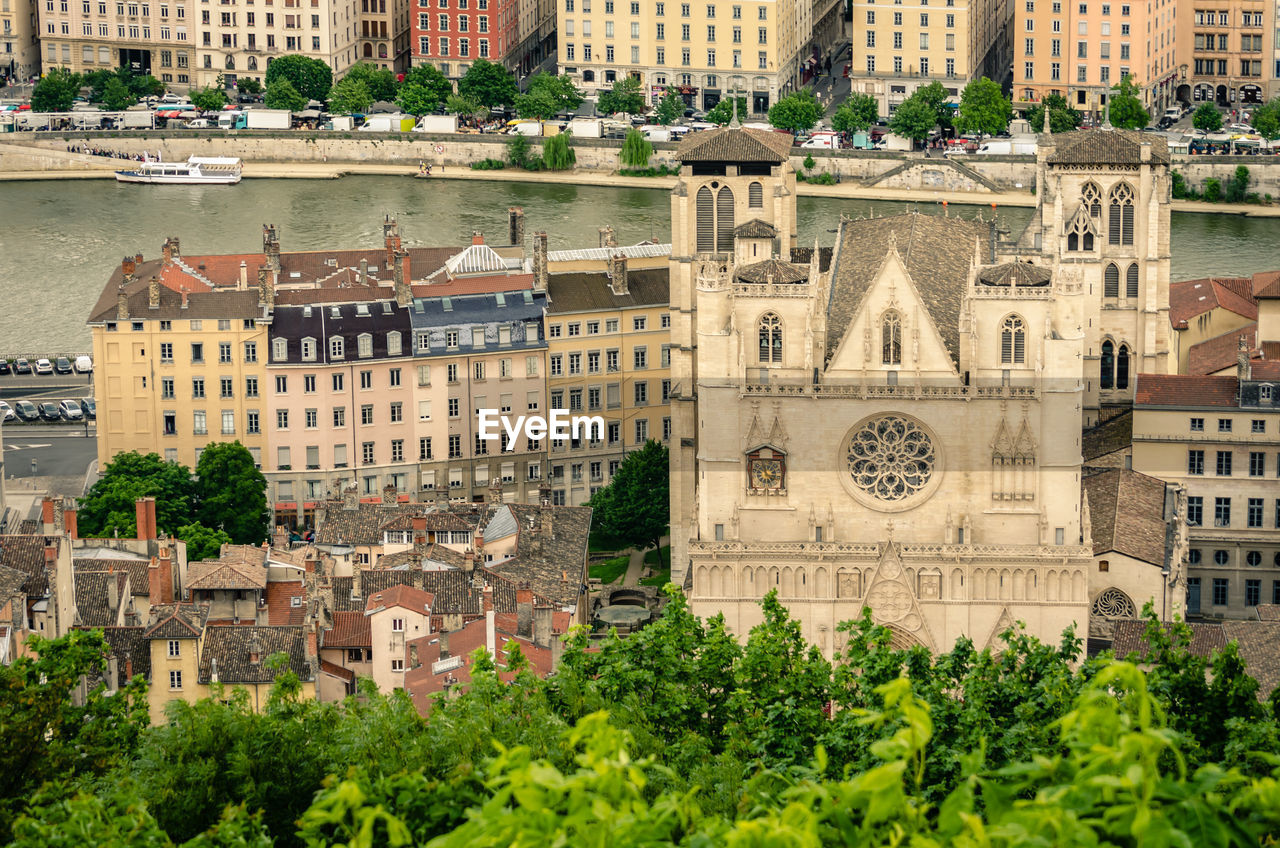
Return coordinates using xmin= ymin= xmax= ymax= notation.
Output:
xmin=329 ymin=336 xmax=345 ymax=360
xmin=301 ymin=337 xmax=317 ymax=362
xmin=357 ymin=333 xmax=373 ymax=358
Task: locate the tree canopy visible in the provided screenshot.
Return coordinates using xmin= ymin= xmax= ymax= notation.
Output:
xmin=445 ymin=94 xmax=486 ymax=120
xmin=705 ymin=95 xmax=747 ymax=126
xmin=194 ymin=442 xmax=269 ymax=545
xmin=326 ymin=76 xmax=373 ymax=115
xmin=767 ymin=88 xmax=823 ymax=133
xmin=175 ymin=522 xmax=231 ymax=561
xmin=457 ymin=59 xmax=519 ymax=109
xmin=831 ymin=91 xmax=878 ymax=133
xmin=341 ymin=62 xmax=398 ymax=102
xmin=517 ymin=73 xmax=583 ymax=120
xmin=653 ymin=88 xmax=685 ymax=125
xmin=78 ymin=451 xmax=197 ymax=537
xmin=597 ymin=76 xmax=645 ymax=116
xmin=915 ymin=80 xmax=955 ymax=129
xmin=189 ymin=86 xmax=227 ymax=112
xmin=1108 ymin=75 xmax=1150 ymax=130
xmin=264 ymin=54 xmax=332 ymax=102
xmin=955 ymin=76 xmax=1011 ymax=135
xmin=1252 ymin=98 xmax=1280 ymax=139
xmin=31 ymin=69 xmax=80 ymax=112
xmin=263 ymin=78 xmax=307 ymax=112
xmin=887 ymin=95 xmax=937 ymax=142
xmin=1193 ymin=101 xmax=1224 ymax=132
xmin=400 ymin=64 xmax=454 ymax=112
xmin=1025 ymin=92 xmax=1083 ymax=133
xmin=101 ymin=77 xmax=137 ymax=111
xmin=586 ymin=439 xmax=668 ymax=554
xmin=236 ymin=77 xmax=263 ymax=95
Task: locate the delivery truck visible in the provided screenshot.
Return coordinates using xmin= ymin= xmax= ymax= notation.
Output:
xmin=976 ymin=138 xmax=1037 ymax=155
xmin=358 ymin=114 xmax=416 ymax=132
xmin=413 ymin=114 xmax=458 ymax=133
xmin=568 ymin=117 xmax=603 ymax=138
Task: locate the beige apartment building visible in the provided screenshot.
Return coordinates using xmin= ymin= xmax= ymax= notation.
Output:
xmin=849 ymin=0 xmax=1011 ymax=116
xmin=1014 ymin=0 xmax=1179 ymax=118
xmin=191 ymin=0 xmax=360 ymax=89
xmin=542 ymin=231 xmax=671 ymax=506
xmin=357 ymin=0 xmax=409 ymax=69
xmin=558 ymin=0 xmax=842 ymax=115
xmin=37 ymin=0 xmax=195 ymax=86
xmin=2 ymin=0 xmax=40 ymax=81
xmin=1175 ymin=0 xmax=1269 ymax=107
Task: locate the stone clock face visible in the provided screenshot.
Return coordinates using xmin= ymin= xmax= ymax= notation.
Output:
xmin=750 ymin=459 xmax=783 ymax=488
xmin=841 ymin=414 xmax=941 ymax=511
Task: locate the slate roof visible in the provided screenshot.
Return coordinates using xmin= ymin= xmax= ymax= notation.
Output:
xmin=269 ymin=299 xmax=413 ymax=365
xmin=1046 ymin=128 xmax=1171 ymax=165
xmin=735 ymin=258 xmax=808 ymax=284
xmin=734 ymin=219 xmax=779 ymax=239
xmin=1134 ymin=374 xmax=1239 ymax=408
xmin=1082 ymin=469 xmax=1169 ymax=567
xmin=198 ymin=625 xmax=312 ymax=684
xmin=1187 ymin=325 xmax=1256 ymax=375
xmin=826 ymin=212 xmax=985 ymax=367
xmin=0 ymin=535 xmax=55 ymax=598
xmin=483 ymin=504 xmax=592 ymax=609
xmin=545 ymin=269 xmax=670 ymax=313
xmin=1112 ymin=619 xmax=1280 ymax=698
xmin=324 ymin=611 xmax=372 ymax=647
xmin=977 ymin=262 xmax=1052 ymax=287
xmin=316 ymin=502 xmax=423 ymax=546
xmin=789 ymin=245 xmax=834 ymax=273
xmin=676 ymin=127 xmax=794 ymax=163
xmin=1169 ymin=277 xmax=1258 ymax=327
xmin=187 ymin=558 xmax=268 ymax=591
xmin=143 ymin=603 xmax=207 ymax=639
xmin=73 ymin=571 xmax=128 ymax=627
xmin=97 ymin=626 xmax=151 ymax=689
xmin=1082 ymin=410 xmax=1132 ymax=463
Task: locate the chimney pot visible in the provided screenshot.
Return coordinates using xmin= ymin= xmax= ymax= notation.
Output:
xmin=507 ymin=207 xmax=525 ymax=247
xmin=471 ymin=231 xmax=485 ymax=246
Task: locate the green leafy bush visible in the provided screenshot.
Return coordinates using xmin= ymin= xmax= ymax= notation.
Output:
xmin=470 ymin=158 xmax=506 ymax=170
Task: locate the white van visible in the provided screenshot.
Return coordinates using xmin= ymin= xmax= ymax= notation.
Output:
xmin=74 ymin=355 xmax=93 ymax=374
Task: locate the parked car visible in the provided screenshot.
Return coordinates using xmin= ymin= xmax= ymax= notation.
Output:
xmin=34 ymin=358 xmax=53 ymax=375
xmin=38 ymin=401 xmax=60 ymax=421
xmin=0 ymin=401 xmax=14 ymax=422
xmin=80 ymin=397 xmax=96 ymax=420
xmin=74 ymin=355 xmax=93 ymax=374
xmin=13 ymin=359 xmax=31 ymax=374
xmin=54 ymin=356 xmax=72 ymax=374
xmin=58 ymin=399 xmax=83 ymax=420
xmin=14 ymin=400 xmax=38 ymax=421
xmin=0 ymin=360 xmax=10 ymax=375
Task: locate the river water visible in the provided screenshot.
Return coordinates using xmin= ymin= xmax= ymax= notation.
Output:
xmin=1 ymin=176 xmax=1277 ymax=353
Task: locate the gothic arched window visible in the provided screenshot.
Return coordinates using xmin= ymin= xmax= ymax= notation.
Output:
xmin=1104 ymin=263 xmax=1120 ymax=298
xmin=748 ymin=181 xmax=763 ymax=208
xmin=715 ymin=186 xmax=735 ymax=252
xmin=1100 ymin=340 xmax=1115 ymax=389
xmin=695 ymin=186 xmax=714 ymax=252
xmin=1001 ymin=314 xmax=1026 ymax=364
xmin=758 ymin=312 xmax=782 ymax=363
xmin=882 ymin=310 xmax=902 ymax=365
xmin=1067 ymin=232 xmax=1078 ymax=251
xmin=1108 ymin=182 xmax=1135 ymax=246
xmin=1116 ymin=344 xmax=1131 ymax=390
xmin=1126 ymin=263 xmax=1139 ymax=298
xmin=1082 ymin=181 xmax=1102 ymax=218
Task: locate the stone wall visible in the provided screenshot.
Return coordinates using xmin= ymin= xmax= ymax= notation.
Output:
xmin=1174 ymin=156 xmax=1280 ymax=198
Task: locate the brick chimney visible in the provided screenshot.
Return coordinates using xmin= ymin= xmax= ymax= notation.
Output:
xmin=63 ymin=507 xmax=77 ymax=539
xmin=475 ymin=527 xmax=484 ymax=557
xmin=40 ymin=498 xmax=55 ymax=534
xmin=249 ymin=635 xmax=263 ymax=665
xmin=412 ymin=514 xmax=427 ymax=551
xmin=1238 ymin=334 xmax=1251 ymax=382
xmin=257 ymin=265 xmax=274 ymax=308
xmin=238 ymin=260 xmax=249 ymax=291
xmin=162 ymin=236 xmax=181 ymax=262
xmin=482 ymin=583 xmax=493 ymax=613
xmin=381 ymin=484 xmax=398 ymax=506
xmin=609 ymin=253 xmax=629 ymax=295
xmin=464 ymin=548 xmax=475 ymax=574
xmin=116 ymin=257 xmax=132 ymax=321
xmin=598 ymin=225 xmax=616 ymax=248
xmin=263 ymin=225 xmax=281 ymax=272
xmin=533 ymin=232 xmax=548 ymax=292
xmin=438 ymin=628 xmax=451 ymax=659
xmin=508 ymin=206 xmax=525 ymax=247
xmin=135 ymin=498 xmax=157 ymax=541
xmin=394 ymin=250 xmax=412 ymax=307
xmin=148 ymin=550 xmax=174 ymax=606
xmin=305 ymin=628 xmax=318 ymax=664
xmin=488 ymin=475 xmax=503 ymax=504
xmin=342 ymin=484 xmax=359 ymax=511
xmin=539 ymin=482 xmax=551 ymax=507
xmin=471 ymin=231 xmax=485 ymax=246
xmin=533 ymin=604 xmax=551 ymax=648
xmin=383 ymin=215 xmax=401 ymax=266
xmin=516 ymin=584 xmax=533 ymax=638
xmin=107 ymin=572 xmax=119 ymax=617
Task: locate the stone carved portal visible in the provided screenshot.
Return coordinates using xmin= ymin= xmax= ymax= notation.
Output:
xmin=1089 ymin=587 xmax=1137 ymax=639
xmin=862 ymin=542 xmax=935 ymax=651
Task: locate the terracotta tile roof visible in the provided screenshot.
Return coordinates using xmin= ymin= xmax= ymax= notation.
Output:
xmin=0 ymin=535 xmax=54 ymax=598
xmin=378 ymin=511 xmax=472 ymax=532
xmin=264 ymin=580 xmax=305 ymax=626
xmin=676 ymin=127 xmax=794 ymax=163
xmin=1169 ymin=277 xmax=1258 ymax=327
xmin=73 ymin=571 xmax=128 ymax=627
xmin=315 ymin=502 xmax=423 ymax=546
xmin=324 ymin=610 xmax=372 ymax=647
xmin=403 ymin=616 xmax=553 ymax=711
xmin=1046 ymin=128 xmax=1171 ymax=165
xmin=976 ymin=262 xmax=1052 ymax=287
xmin=545 ymin=269 xmax=669 ymax=313
xmin=1251 ymin=359 xmax=1280 ymax=379
xmin=1082 ymin=410 xmax=1132 ymax=463
xmin=734 ymin=258 xmax=808 ymax=284
xmin=0 ymin=564 xmax=27 ymax=598
xmin=365 ymin=584 xmax=434 ymax=615
xmin=1134 ymin=373 xmax=1239 ymax=408
xmin=96 ymin=625 xmax=151 ymax=688
xmin=187 ymin=558 xmax=268 ymax=591
xmin=1252 ymin=270 xmax=1280 ymax=299
xmin=377 ymin=544 xmax=467 ymax=570
xmin=1111 ymin=620 xmax=1227 ymax=659
xmin=74 ymin=557 xmax=151 ymax=597
xmin=333 ymin=569 xmax=486 ymax=616
xmin=143 ymin=603 xmax=206 ymax=639
xmin=1112 ymin=619 xmax=1280 ymax=698
xmin=1082 ymin=468 xmax=1169 ymax=566
xmin=1187 ymin=325 xmax=1257 ymax=375
xmin=484 ymin=504 xmax=592 ymax=609
xmin=827 ymin=212 xmax=986 ymax=368
xmin=319 ymin=659 xmax=355 ymax=682
xmin=1255 ymin=604 xmax=1280 ymax=621
xmin=734 ymin=219 xmax=779 ymax=238
xmin=197 ymin=625 xmax=313 ymax=684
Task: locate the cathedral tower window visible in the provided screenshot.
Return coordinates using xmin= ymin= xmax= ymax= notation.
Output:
xmin=758 ymin=311 xmax=782 ymax=363
xmin=1126 ymin=263 xmax=1139 ymax=298
xmin=1116 ymin=343 xmax=1131 ymax=390
xmin=696 ymin=185 xmax=714 ymax=252
xmin=1100 ymin=340 xmax=1115 ymax=389
xmin=1104 ymin=263 xmax=1120 ymax=298
xmin=881 ymin=310 xmax=902 ymax=365
xmin=748 ymin=180 xmax=763 ymax=208
xmin=1108 ymin=182 xmax=1135 ymax=246
xmin=715 ymin=186 xmax=735 ymax=252
xmin=1082 ymin=181 xmax=1102 ymax=218
xmin=1000 ymin=314 xmax=1026 ymax=365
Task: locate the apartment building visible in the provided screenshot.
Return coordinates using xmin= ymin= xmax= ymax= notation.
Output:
xmin=2 ymin=0 xmax=40 ymax=81
xmin=541 ymin=231 xmax=671 ymax=506
xmin=555 ymin=0 xmax=829 ymax=115
xmin=191 ymin=0 xmax=360 ymax=89
xmin=849 ymin=0 xmax=1012 ymax=116
xmin=1014 ymin=0 xmax=1179 ymax=117
xmin=410 ymin=0 xmax=548 ymax=82
xmin=358 ymin=0 xmax=410 ymax=69
xmin=1132 ymin=360 xmax=1280 ymax=620
xmin=36 ymin=0 xmax=195 ymax=86
xmin=1175 ymin=0 xmax=1269 ymax=107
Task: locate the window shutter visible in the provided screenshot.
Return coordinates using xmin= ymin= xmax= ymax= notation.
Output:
xmin=696 ymin=186 xmax=714 ymax=252
xmin=715 ymin=186 xmax=735 ymax=252
xmin=1121 ymin=203 xmax=1134 ymax=245
xmin=1104 ymin=264 xmax=1119 ymax=297
xmin=748 ymin=181 xmax=763 ymax=208
xmin=1108 ymin=204 xmax=1121 ymax=244
xmin=1001 ymin=330 xmax=1012 ymax=364
xmin=1126 ymin=263 xmax=1139 ymax=298
xmin=1014 ymin=329 xmax=1025 ymax=363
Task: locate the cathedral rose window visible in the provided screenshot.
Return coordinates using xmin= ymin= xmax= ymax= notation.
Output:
xmin=846 ymin=416 xmax=936 ymax=503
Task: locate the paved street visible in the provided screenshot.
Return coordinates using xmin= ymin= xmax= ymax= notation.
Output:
xmin=1 ymin=429 xmax=97 ymax=481
xmin=0 ymin=371 xmax=94 ymax=404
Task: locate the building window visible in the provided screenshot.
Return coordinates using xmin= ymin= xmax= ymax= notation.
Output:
xmin=1190 ymin=417 xmax=1204 ymax=431
xmin=1108 ymin=182 xmax=1135 ymax=245
xmin=1248 ymin=497 xmax=1263 ymax=527
xmin=1218 ymin=418 xmax=1232 ymax=433
xmin=169 ymin=670 xmax=183 ymax=689
xmin=1212 ymin=578 xmax=1228 ymax=606
xmin=758 ymin=312 xmax=782 ymax=363
xmin=881 ymin=310 xmax=902 ymax=365
xmin=168 ymin=639 xmax=180 ymax=657
xmin=1214 ymin=497 xmax=1231 ymax=527
xmin=1000 ymin=315 xmax=1026 ymax=364
xmin=1216 ymin=450 xmax=1232 ymax=476
xmin=1186 ymin=496 xmax=1202 ymax=526
xmin=1247 ymin=579 xmax=1261 ymax=607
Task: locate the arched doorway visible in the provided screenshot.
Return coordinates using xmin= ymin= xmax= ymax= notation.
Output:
xmin=1216 ymin=84 xmax=1228 ymax=105
xmin=1175 ymin=84 xmax=1190 ymax=106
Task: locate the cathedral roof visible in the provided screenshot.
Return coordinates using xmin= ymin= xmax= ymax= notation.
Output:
xmin=1046 ymin=128 xmax=1171 ymax=166
xmin=734 ymin=258 xmax=807 ymax=284
xmin=676 ymin=127 xmax=794 ymax=163
xmin=1082 ymin=468 xmax=1170 ymax=567
xmin=734 ymin=219 xmax=779 ymax=239
xmin=977 ymin=262 xmax=1052 ymax=287
xmin=827 ymin=212 xmax=986 ymax=368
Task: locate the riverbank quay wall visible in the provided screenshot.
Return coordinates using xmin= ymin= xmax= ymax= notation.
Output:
xmin=3 ymin=132 xmax=1280 ymax=195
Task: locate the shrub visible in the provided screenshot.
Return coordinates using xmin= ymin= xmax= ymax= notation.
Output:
xmin=809 ymin=172 xmax=837 ymax=185
xmin=618 ymin=165 xmax=678 ymax=177
xmin=507 ymin=133 xmax=531 ymax=168
xmin=1203 ymin=178 xmax=1222 ymax=202
xmin=1225 ymin=164 xmax=1250 ymax=203
xmin=1171 ymin=170 xmax=1189 ymax=199
xmin=802 ymin=154 xmax=816 ymax=171
xmin=470 ymin=158 xmax=506 ymax=170
xmin=542 ymin=132 xmax=576 ymax=171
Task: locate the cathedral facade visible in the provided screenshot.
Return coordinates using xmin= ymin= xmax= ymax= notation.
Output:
xmin=669 ymin=126 xmax=1172 ymax=656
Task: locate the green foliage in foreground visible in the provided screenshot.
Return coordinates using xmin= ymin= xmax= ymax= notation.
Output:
xmin=8 ymin=594 xmax=1280 ymax=846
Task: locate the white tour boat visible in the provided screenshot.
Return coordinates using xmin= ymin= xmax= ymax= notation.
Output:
xmin=115 ymin=155 xmax=242 ymax=185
